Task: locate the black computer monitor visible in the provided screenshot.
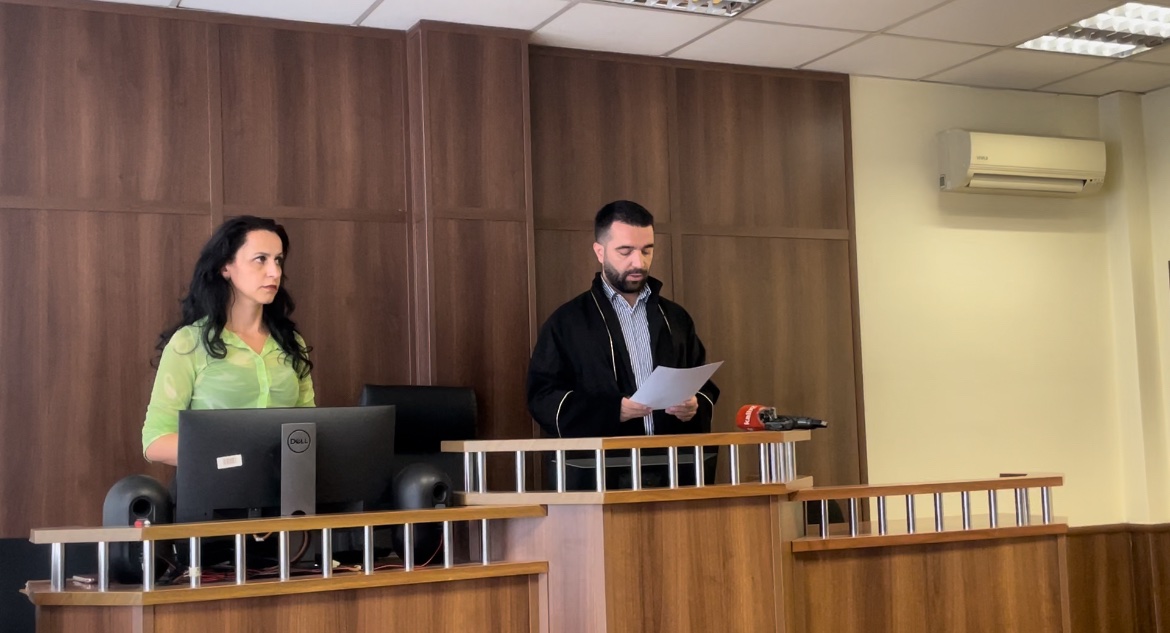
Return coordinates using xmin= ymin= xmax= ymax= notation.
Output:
xmin=175 ymin=406 xmax=396 ymax=523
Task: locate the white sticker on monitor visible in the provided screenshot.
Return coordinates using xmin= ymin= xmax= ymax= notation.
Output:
xmin=217 ymin=454 xmax=243 ymax=469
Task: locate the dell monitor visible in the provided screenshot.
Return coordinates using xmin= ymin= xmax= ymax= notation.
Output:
xmin=175 ymin=406 xmax=396 ymax=523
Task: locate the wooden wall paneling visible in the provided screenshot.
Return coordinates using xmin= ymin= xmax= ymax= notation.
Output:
xmin=432 ymin=218 xmax=533 ymax=459
xmin=0 ymin=4 xmax=210 ymax=209
xmin=529 ymin=50 xmax=671 ymax=224
xmin=533 ymin=230 xmax=591 ymax=328
xmin=1066 ymin=525 xmax=1170 ymax=633
xmin=1131 ymin=530 xmax=1161 ymax=633
xmin=206 ymin=24 xmax=225 ymax=229
xmin=0 ymin=0 xmax=413 ymax=38
xmin=1140 ymin=527 xmax=1170 ymax=631
xmin=666 ymin=66 xmax=685 ymax=307
xmin=1066 ymin=530 xmax=1140 ymax=633
xmin=218 ymin=24 xmax=408 ymax=214
xmin=217 ymin=22 xmax=414 ymax=402
xmin=521 ymin=39 xmax=540 ymax=478
xmin=278 ymin=219 xmax=413 ymax=407
xmin=794 ymin=536 xmax=1068 ymax=633
xmin=0 ymin=210 xmax=207 ymax=537
xmin=681 ymin=235 xmax=860 ymax=486
xmin=672 ymin=69 xmax=848 ymax=231
xmin=1123 ymin=525 xmax=1170 ymax=633
xmin=423 ymin=27 xmax=528 ymax=216
xmin=407 ymin=28 xmax=433 ymax=384
xmin=408 ymin=23 xmax=535 ymax=478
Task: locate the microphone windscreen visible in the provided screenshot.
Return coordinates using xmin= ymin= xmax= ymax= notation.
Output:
xmin=736 ymin=405 xmax=772 ymax=431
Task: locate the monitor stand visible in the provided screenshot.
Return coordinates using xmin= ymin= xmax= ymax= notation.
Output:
xmin=281 ymin=422 xmax=316 ymax=517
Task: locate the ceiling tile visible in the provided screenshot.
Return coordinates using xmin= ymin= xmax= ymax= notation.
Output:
xmin=928 ymin=48 xmax=1113 ymax=90
xmin=804 ymin=35 xmax=993 ymax=79
xmin=670 ymin=21 xmax=865 ymax=68
xmin=180 ymin=0 xmax=375 ymax=24
xmin=744 ymin=0 xmax=949 ymax=32
xmin=1040 ymin=61 xmax=1170 ymax=95
xmin=889 ymin=0 xmax=1115 ymax=46
xmin=1131 ymin=45 xmax=1170 ymax=65
xmin=364 ymin=0 xmax=570 ymax=31
xmin=533 ymin=3 xmax=721 ymax=57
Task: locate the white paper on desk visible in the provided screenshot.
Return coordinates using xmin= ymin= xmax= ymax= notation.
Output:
xmin=630 ymin=361 xmax=723 ymax=410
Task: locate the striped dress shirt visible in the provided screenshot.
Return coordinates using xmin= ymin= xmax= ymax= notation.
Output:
xmin=601 ymin=280 xmax=656 ymax=435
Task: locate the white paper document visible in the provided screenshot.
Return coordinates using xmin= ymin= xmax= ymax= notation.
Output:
xmin=630 ymin=361 xmax=723 ymax=410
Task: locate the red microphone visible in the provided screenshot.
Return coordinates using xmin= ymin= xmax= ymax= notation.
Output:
xmin=736 ymin=405 xmax=827 ymax=431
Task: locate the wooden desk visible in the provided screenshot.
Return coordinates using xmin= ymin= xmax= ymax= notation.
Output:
xmin=27 ymin=564 xmax=546 ymax=633
xmin=782 ymin=476 xmax=1072 ymax=633
xmin=447 ymin=430 xmax=815 ymax=633
xmin=25 ymin=506 xmax=549 ymax=633
xmin=489 ymin=484 xmax=810 ymax=633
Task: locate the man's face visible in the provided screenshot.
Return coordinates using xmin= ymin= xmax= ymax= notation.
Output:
xmin=594 ymin=221 xmax=655 ymax=294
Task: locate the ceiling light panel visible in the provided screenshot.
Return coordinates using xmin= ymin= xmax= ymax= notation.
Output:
xmin=1078 ymin=2 xmax=1170 ymax=36
xmin=1018 ymin=2 xmax=1170 ymax=58
xmin=592 ymin=0 xmax=762 ymax=18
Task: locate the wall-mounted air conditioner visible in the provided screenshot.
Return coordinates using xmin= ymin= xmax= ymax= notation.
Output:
xmin=938 ymin=129 xmax=1106 ymax=197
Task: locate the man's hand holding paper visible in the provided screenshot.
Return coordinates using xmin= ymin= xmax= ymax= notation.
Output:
xmin=665 ymin=396 xmax=699 ymax=421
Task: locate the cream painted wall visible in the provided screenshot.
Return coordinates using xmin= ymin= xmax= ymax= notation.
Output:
xmin=1139 ymin=85 xmax=1170 ymax=522
xmin=850 ymin=77 xmax=1124 ymax=526
xmin=1098 ymin=92 xmax=1169 ymax=524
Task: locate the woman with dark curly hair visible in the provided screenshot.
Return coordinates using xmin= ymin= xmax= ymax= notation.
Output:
xmin=142 ymin=216 xmax=315 ymax=466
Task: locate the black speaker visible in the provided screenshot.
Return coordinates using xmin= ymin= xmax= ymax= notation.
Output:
xmin=101 ymin=474 xmax=173 ymax=584
xmin=389 ymin=463 xmax=452 ymax=563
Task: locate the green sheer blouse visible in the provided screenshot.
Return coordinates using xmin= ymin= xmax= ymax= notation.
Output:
xmin=141 ymin=321 xmax=315 ymax=456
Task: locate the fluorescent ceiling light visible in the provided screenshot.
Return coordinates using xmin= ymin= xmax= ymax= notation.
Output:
xmin=1019 ymin=35 xmax=1139 ymax=57
xmin=593 ymin=0 xmax=762 ymax=18
xmin=1077 ymin=3 xmax=1170 ymax=37
xmin=1017 ymin=2 xmax=1170 ymax=58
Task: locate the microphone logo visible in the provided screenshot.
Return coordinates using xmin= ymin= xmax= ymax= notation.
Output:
xmin=737 ymin=404 xmax=767 ymax=431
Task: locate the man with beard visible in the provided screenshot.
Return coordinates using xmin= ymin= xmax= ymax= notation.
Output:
xmin=527 ymin=200 xmax=719 ymax=451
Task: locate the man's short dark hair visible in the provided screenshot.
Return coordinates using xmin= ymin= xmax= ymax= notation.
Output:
xmin=594 ymin=200 xmax=654 ymax=242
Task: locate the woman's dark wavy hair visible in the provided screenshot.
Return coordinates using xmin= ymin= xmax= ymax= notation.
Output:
xmin=157 ymin=216 xmax=313 ymax=379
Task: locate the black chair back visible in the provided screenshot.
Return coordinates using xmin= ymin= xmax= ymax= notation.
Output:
xmin=358 ymin=385 xmax=477 ymax=453
xmin=358 ymin=385 xmax=477 ymax=493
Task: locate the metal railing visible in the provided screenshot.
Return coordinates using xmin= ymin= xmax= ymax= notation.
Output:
xmin=791 ymin=473 xmax=1063 ymax=540
xmin=443 ymin=430 xmax=810 ymax=495
xmin=31 ymin=505 xmax=543 ymax=593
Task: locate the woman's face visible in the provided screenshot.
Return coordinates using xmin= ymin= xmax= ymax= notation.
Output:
xmin=222 ymin=230 xmax=284 ymax=307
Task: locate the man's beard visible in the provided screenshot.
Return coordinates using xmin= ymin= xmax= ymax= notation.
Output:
xmin=604 ymin=262 xmax=648 ymax=294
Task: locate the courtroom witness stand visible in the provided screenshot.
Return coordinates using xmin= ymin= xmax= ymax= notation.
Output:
xmin=141 ymin=216 xmax=316 ymax=467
